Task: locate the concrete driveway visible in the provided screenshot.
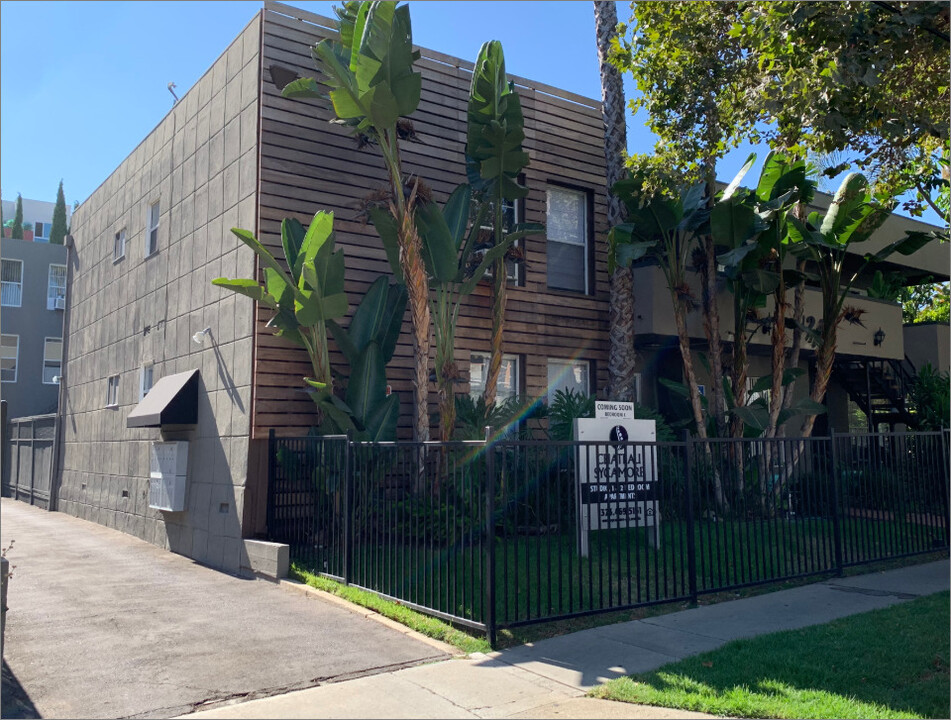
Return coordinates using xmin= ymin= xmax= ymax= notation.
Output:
xmin=0 ymin=499 xmax=448 ymax=719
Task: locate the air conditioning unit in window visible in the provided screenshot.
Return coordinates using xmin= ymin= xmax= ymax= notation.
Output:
xmin=54 ymin=296 xmax=66 ymax=310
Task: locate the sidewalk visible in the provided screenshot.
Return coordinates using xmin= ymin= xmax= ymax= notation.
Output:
xmin=184 ymin=558 xmax=949 ymax=719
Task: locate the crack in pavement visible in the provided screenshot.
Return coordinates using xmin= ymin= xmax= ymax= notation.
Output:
xmin=826 ymin=584 xmax=918 ymax=600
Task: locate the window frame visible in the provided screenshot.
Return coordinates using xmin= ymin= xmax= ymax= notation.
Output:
xmin=42 ymin=337 xmax=63 ymax=385
xmin=1 ymin=334 xmax=19 ymax=383
xmin=545 ymin=185 xmax=592 ymax=295
xmin=1 ymin=258 xmax=24 ymax=308
xmin=33 ymin=221 xmax=49 ymax=242
xmin=139 ymin=363 xmax=155 ymax=400
xmin=106 ymin=374 xmax=120 ymax=408
xmin=47 ymin=263 xmax=67 ymax=310
xmin=476 ymin=195 xmax=524 ymax=286
xmin=114 ymin=228 xmax=126 ymax=263
xmin=468 ymin=352 xmax=521 ymax=402
xmin=146 ymin=201 xmax=160 ymax=258
xmin=546 ymin=357 xmax=591 ymax=405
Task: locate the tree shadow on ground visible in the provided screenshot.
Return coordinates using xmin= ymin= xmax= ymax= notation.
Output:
xmin=2 ymin=659 xmax=40 ymax=719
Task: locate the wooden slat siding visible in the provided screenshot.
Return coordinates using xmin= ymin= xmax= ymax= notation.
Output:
xmin=253 ymin=7 xmax=610 ymax=439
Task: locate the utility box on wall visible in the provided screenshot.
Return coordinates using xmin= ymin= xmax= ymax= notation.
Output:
xmin=149 ymin=441 xmax=189 ymax=511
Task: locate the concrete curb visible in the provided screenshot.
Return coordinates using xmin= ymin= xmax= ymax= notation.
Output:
xmin=279 ymin=579 xmax=466 ymax=659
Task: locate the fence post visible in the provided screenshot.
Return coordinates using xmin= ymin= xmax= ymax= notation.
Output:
xmin=683 ymin=431 xmax=698 ymax=606
xmin=830 ymin=431 xmax=844 ymax=577
xmin=266 ymin=429 xmax=276 ymax=540
xmin=343 ymin=430 xmax=353 ymax=586
xmin=484 ymin=425 xmax=497 ymax=649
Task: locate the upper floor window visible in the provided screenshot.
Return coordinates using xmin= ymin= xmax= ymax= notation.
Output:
xmin=469 ymin=353 xmax=520 ymax=403
xmin=1 ymin=259 xmax=23 ymax=307
xmin=33 ymin=221 xmax=50 ymax=242
xmin=42 ymin=338 xmax=62 ymax=384
xmin=473 ymin=195 xmax=522 ymax=285
xmin=140 ymin=363 xmax=155 ymax=400
xmin=1 ymin=334 xmax=18 ymax=383
xmin=546 ymin=358 xmax=590 ymax=405
xmin=146 ymin=202 xmax=160 ymax=257
xmin=48 ymin=264 xmax=67 ymax=310
xmin=114 ymin=228 xmax=126 ymax=262
xmin=546 ymin=186 xmax=589 ymax=294
xmin=106 ymin=374 xmax=120 ymax=407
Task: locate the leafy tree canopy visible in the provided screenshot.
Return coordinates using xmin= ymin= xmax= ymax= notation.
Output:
xmin=613 ymin=1 xmax=950 ymax=216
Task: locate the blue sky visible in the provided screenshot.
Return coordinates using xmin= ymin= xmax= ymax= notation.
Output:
xmin=0 ymin=1 xmax=937 ymax=224
xmin=0 ymin=0 xmax=757 ymax=209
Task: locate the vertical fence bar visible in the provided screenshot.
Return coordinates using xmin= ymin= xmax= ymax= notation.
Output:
xmin=830 ymin=432 xmax=844 ymax=576
xmin=684 ymin=433 xmax=698 ymax=605
xmin=484 ymin=428 xmax=496 ymax=647
xmin=343 ymin=432 xmax=353 ymax=585
xmin=266 ymin=429 xmax=276 ymax=541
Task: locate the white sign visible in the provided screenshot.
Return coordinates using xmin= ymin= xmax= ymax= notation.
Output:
xmin=595 ymin=401 xmax=635 ymax=420
xmin=574 ymin=418 xmax=659 ymax=556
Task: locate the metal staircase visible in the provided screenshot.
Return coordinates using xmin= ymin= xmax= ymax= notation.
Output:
xmin=832 ymin=356 xmax=919 ymax=429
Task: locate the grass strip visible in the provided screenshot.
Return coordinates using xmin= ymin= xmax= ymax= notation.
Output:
xmin=592 ymin=591 xmax=950 ymax=719
xmin=289 ymin=563 xmax=491 ymax=655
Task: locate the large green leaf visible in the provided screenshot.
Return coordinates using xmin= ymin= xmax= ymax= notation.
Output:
xmin=346 ymin=341 xmax=387 ymax=426
xmin=443 ymin=184 xmax=472 ymax=250
xmin=211 ymin=278 xmax=278 ymax=310
xmin=299 ymin=211 xmax=335 ymax=272
xmin=711 ymin=197 xmax=763 ymax=251
xmin=363 ymin=392 xmax=400 ymax=441
xmin=348 ymin=275 xmax=389 ymax=354
xmin=820 ymin=173 xmax=869 ymax=239
xmin=282 ymin=218 xmax=306 ymax=282
xmin=378 ymin=282 xmax=408 ymax=362
xmin=740 ymin=268 xmax=781 ymax=294
xmin=721 ymin=152 xmax=757 ymax=201
xmin=281 ymin=77 xmax=325 ymax=100
xmin=416 ymin=200 xmax=460 ymax=283
xmin=367 ymin=206 xmax=404 ymax=282
xmin=867 ymin=230 xmax=936 ymax=263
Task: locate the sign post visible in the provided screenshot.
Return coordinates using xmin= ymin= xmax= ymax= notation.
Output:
xmin=574 ymin=408 xmax=659 ymax=557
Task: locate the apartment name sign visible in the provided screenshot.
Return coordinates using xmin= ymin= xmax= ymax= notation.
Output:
xmin=573 ymin=417 xmax=660 ymax=556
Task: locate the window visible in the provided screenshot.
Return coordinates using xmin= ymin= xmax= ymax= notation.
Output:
xmin=47 ymin=264 xmax=67 ymax=310
xmin=42 ymin=338 xmax=62 ymax=384
xmin=747 ymin=376 xmax=771 ymax=406
xmin=140 ymin=363 xmax=155 ymax=400
xmin=114 ymin=228 xmax=126 ymax=262
xmin=33 ymin=221 xmax=49 ymax=242
xmin=1 ymin=259 xmax=23 ymax=307
xmin=546 ymin=186 xmax=589 ymax=293
xmin=106 ymin=374 xmax=120 ymax=407
xmin=1 ymin=335 xmax=18 ymax=382
xmin=469 ymin=353 xmax=520 ymax=402
xmin=546 ymin=358 xmax=590 ymax=405
xmin=146 ymin=201 xmax=160 ymax=257
xmin=474 ymin=197 xmax=522 ymax=284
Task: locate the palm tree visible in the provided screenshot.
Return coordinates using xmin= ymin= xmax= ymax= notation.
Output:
xmin=594 ymin=1 xmax=638 ymax=402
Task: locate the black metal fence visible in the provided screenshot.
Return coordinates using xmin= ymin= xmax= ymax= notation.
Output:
xmin=267 ymin=429 xmax=950 ymax=645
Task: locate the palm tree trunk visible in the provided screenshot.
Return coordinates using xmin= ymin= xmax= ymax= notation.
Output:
xmin=398 ymin=196 xmax=432 ymax=443
xmin=483 ymin=228 xmax=507 ymax=410
xmin=701 ymin=174 xmax=727 ymax=438
xmin=765 ymin=281 xmax=788 ymax=438
xmin=595 ymin=0 xmax=638 ymax=402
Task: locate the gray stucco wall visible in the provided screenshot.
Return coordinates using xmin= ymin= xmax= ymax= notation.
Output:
xmin=56 ymin=13 xmax=260 ymax=574
xmin=1 ymin=238 xmax=68 ymax=418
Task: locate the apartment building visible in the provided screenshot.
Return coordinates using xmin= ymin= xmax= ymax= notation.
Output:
xmin=55 ymin=1 xmax=947 ymax=573
xmin=1 ymin=197 xmax=68 ymax=418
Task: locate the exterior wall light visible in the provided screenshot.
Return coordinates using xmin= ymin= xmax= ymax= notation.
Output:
xmin=192 ymin=327 xmax=212 ymax=345
xmin=873 ymin=328 xmax=885 ymax=347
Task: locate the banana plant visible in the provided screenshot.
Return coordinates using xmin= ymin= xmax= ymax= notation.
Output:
xmin=281 ymin=0 xmax=432 ymax=442
xmin=466 ymin=40 xmax=532 ymax=409
xmin=213 ymin=212 xmax=347 ymax=394
xmin=411 ymin=183 xmax=539 ymax=441
xmin=787 ymin=173 xmax=933 ymax=437
xmin=712 ymin=152 xmax=818 ymax=438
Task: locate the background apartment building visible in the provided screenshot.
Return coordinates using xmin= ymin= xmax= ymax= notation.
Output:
xmin=1 ymin=197 xmax=68 ymax=419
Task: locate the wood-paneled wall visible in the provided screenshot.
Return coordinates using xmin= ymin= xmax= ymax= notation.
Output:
xmin=254 ymin=2 xmax=611 ymax=438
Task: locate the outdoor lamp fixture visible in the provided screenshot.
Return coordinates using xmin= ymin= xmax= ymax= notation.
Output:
xmin=873 ymin=328 xmax=886 ymax=347
xmin=192 ymin=327 xmax=212 ymax=345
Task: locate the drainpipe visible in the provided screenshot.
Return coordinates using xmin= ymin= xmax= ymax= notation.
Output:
xmin=50 ymin=233 xmax=73 ymax=511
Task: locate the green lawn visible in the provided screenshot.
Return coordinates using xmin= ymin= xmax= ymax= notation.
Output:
xmin=592 ymin=591 xmax=950 ymax=719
